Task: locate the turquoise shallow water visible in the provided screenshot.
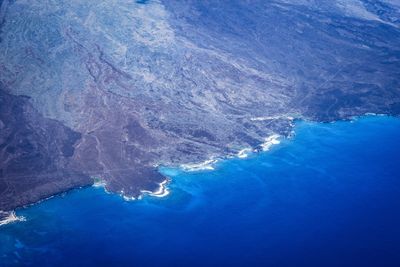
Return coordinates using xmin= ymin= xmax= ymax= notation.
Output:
xmin=1 ymin=116 xmax=400 ymax=266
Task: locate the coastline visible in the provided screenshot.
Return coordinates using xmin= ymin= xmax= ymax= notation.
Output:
xmin=1 ymin=131 xmax=284 ymax=223
xmin=2 ymin=114 xmax=396 ymax=226
xmin=93 ymin=176 xmax=171 ymax=201
xmin=112 ymin=113 xmax=396 ymax=203
xmin=178 ymin=133 xmax=282 ymax=172
xmin=2 ymin=113 xmax=400 ymax=266
xmin=0 ymin=184 xmax=92 ymax=227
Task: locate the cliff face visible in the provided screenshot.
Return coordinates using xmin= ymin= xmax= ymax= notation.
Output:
xmin=0 ymin=0 xmax=399 ymax=210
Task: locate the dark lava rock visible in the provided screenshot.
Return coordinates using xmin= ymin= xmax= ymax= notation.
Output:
xmin=0 ymin=89 xmax=91 ymax=210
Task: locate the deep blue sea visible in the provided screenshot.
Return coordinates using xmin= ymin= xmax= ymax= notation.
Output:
xmin=1 ymin=116 xmax=400 ymax=267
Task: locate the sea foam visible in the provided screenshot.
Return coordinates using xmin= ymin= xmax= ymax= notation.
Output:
xmin=179 ymin=134 xmax=281 ymax=173
xmin=140 ymin=179 xmax=170 ymax=198
xmin=0 ymin=211 xmax=26 ymax=227
xmin=93 ymin=180 xmax=107 ymax=188
xmin=260 ymin=134 xmax=281 ymax=151
xmin=237 ymin=148 xmax=253 ymax=158
xmin=180 ymin=159 xmax=219 ymax=171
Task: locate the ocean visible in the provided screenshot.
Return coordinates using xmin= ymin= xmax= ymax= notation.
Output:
xmin=1 ymin=116 xmax=400 ymax=267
